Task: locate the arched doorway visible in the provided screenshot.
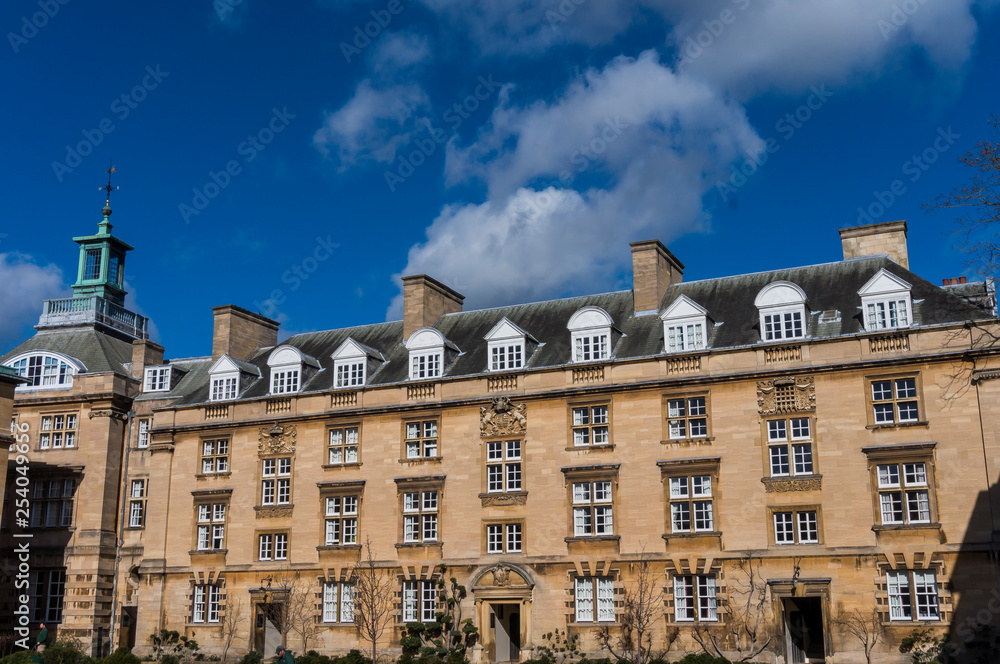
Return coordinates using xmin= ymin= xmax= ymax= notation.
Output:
xmin=471 ymin=564 xmax=534 ymax=664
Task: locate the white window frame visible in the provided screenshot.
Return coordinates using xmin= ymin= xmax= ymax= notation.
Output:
xmin=574 ymin=577 xmax=615 ymax=623
xmin=767 ymin=417 xmax=814 ymax=477
xmin=668 ymin=475 xmax=714 ymax=533
xmin=270 ymin=368 xmax=300 ymax=394
xmin=192 ymin=584 xmax=221 ymax=624
xmin=334 ymin=359 xmax=366 ymax=388
xmin=484 ymin=317 xmax=532 ymax=372
xmin=877 ymin=461 xmax=931 ymax=525
xmin=128 ymin=479 xmax=146 ymax=528
xmin=6 ymin=352 xmax=82 ymax=391
xmin=324 ymin=495 xmax=360 ymax=545
xmin=887 ymin=570 xmax=940 ymax=621
xmin=144 ymin=366 xmax=171 ymax=392
xmin=402 ymin=580 xmax=438 ymax=623
xmin=673 ymin=575 xmax=718 ymax=622
xmin=402 ymin=490 xmax=439 ymax=543
xmin=486 ymin=522 xmax=523 ymax=554
xmin=323 ymin=582 xmax=355 ymax=623
xmin=661 ymin=296 xmax=709 ymax=353
xmin=195 ymin=502 xmax=226 ymax=551
xmin=755 ymin=281 xmax=808 ymax=342
xmin=210 ymin=374 xmax=239 ymax=401
xmin=486 ymin=440 xmax=522 ymax=494
xmin=406 ymin=327 xmax=450 ymax=380
xmin=567 ymin=307 xmax=615 ymax=363
xmin=859 ymin=269 xmax=913 ymax=331
xmin=137 ymin=418 xmax=150 ymax=449
xmin=572 ymin=480 xmax=614 ymax=537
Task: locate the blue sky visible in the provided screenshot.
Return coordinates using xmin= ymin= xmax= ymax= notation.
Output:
xmin=2 ymin=0 xmax=998 ymax=359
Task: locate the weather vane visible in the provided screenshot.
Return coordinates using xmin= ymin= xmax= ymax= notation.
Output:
xmin=100 ymin=161 xmax=118 ymax=214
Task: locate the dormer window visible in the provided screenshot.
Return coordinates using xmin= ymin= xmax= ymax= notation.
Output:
xmin=5 ymin=352 xmax=82 ymax=390
xmin=266 ymin=345 xmax=320 ymax=395
xmin=859 ymin=269 xmax=913 ymax=331
xmin=211 ymin=376 xmax=238 ymax=401
xmin=207 ymin=355 xmax=260 ymax=402
xmin=331 ymin=338 xmax=384 ymax=389
xmin=406 ymin=328 xmax=457 ymax=380
xmin=271 ymin=369 xmax=300 ymax=394
xmin=484 ymin=318 xmax=536 ymax=372
xmin=144 ymin=366 xmax=171 ymax=392
xmin=567 ymin=307 xmax=616 ymax=363
xmin=755 ymin=281 xmax=808 ymax=342
xmin=661 ymin=296 xmax=709 ymax=353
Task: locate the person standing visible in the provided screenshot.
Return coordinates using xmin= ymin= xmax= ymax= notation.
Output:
xmin=275 ymin=645 xmax=294 ymax=664
xmin=36 ymin=624 xmax=48 ymax=653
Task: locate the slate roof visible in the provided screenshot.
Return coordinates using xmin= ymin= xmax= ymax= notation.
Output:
xmin=163 ymin=255 xmax=995 ymax=406
xmin=0 ymin=329 xmax=134 ymax=375
xmin=7 ymin=256 xmax=994 ymax=406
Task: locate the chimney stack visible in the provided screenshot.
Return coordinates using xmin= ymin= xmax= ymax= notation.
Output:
xmin=630 ymin=240 xmax=684 ymax=314
xmin=212 ymin=305 xmax=280 ymax=361
xmin=839 ymin=220 xmax=908 ymax=269
xmin=401 ymin=275 xmax=464 ymax=339
xmin=132 ymin=339 xmax=165 ymax=379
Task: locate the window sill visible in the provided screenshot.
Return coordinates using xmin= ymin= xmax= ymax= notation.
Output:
xmin=866 ymin=421 xmax=929 ymax=430
xmin=872 ymin=522 xmax=941 ymax=532
xmin=564 ymin=535 xmax=621 ymax=543
xmin=395 ymin=541 xmax=443 ymax=549
xmin=565 ymin=444 xmax=615 ymax=452
xmin=195 ymin=472 xmax=232 ymax=479
xmin=399 ymin=456 xmax=443 ymax=464
xmin=189 ymin=549 xmax=227 ymax=555
xmin=661 ymin=437 xmax=714 ymax=447
xmin=317 ymin=544 xmax=362 ymax=552
xmin=662 ymin=531 xmax=722 ymax=545
xmin=322 ymin=463 xmax=362 ymax=470
xmin=125 ymin=526 xmax=145 ymax=531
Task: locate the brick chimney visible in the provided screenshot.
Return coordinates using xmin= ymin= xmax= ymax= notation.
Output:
xmin=132 ymin=339 xmax=165 ymax=379
xmin=630 ymin=240 xmax=684 ymax=314
xmin=401 ymin=275 xmax=464 ymax=339
xmin=212 ymin=305 xmax=280 ymax=362
xmin=839 ymin=220 xmax=908 ymax=269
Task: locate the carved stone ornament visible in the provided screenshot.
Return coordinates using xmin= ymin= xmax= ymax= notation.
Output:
xmin=480 ymin=397 xmax=527 ymax=438
xmin=490 ymin=565 xmax=511 ymax=587
xmin=757 ymin=376 xmax=815 ymax=415
xmin=255 ymin=506 xmax=294 ymax=519
xmin=762 ymin=476 xmax=822 ymax=493
xmin=89 ymin=409 xmax=128 ymax=421
xmin=479 ymin=492 xmax=527 ymax=507
xmin=258 ymin=423 xmax=296 ymax=455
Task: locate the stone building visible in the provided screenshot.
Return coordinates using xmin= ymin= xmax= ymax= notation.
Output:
xmin=3 ymin=213 xmax=1000 ymax=664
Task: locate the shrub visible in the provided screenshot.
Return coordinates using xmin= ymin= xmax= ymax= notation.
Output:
xmin=238 ymin=652 xmax=262 ymax=664
xmin=103 ymin=648 xmax=141 ymax=664
xmin=333 ymin=651 xmax=369 ymax=664
xmin=0 ymin=650 xmax=34 ymax=664
xmin=159 ymin=656 xmax=179 ymax=664
xmin=41 ymin=640 xmax=89 ymax=664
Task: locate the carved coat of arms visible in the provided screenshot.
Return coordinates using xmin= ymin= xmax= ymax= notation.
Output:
xmin=480 ymin=397 xmax=527 ymax=438
xmin=757 ymin=376 xmax=815 ymax=415
xmin=258 ymin=423 xmax=297 ymax=454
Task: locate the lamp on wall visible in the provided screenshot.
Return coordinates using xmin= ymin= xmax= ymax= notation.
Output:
xmin=261 ymin=576 xmax=273 ymax=604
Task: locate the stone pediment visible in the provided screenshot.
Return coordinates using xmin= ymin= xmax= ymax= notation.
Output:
xmin=474 ymin=563 xmax=531 ymax=590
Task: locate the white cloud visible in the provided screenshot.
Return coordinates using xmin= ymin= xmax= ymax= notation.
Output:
xmin=313 ymin=81 xmax=431 ymax=167
xmin=370 ymin=31 xmax=432 ymax=75
xmin=0 ymin=253 xmax=69 ymax=348
xmin=670 ymin=0 xmax=979 ymax=96
xmin=388 ymin=51 xmax=761 ymax=317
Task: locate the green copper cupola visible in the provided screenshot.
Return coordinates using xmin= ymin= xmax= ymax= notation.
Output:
xmin=71 ymin=206 xmax=133 ymax=307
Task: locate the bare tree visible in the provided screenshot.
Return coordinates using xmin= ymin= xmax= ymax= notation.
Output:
xmin=221 ymin=597 xmax=248 ymax=663
xmin=349 ymin=538 xmax=396 ymax=664
xmin=596 ymin=554 xmax=667 ymax=664
xmin=692 ymin=551 xmax=773 ymax=662
xmin=274 ymin=570 xmax=320 ymax=653
xmin=835 ymin=605 xmax=883 ymax=664
xmin=928 ymin=114 xmax=1000 ymax=278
